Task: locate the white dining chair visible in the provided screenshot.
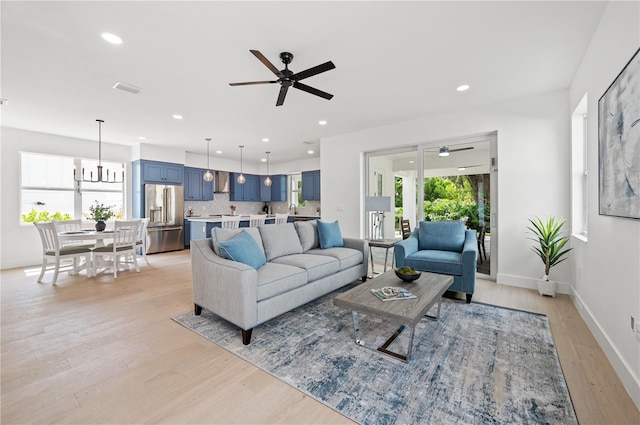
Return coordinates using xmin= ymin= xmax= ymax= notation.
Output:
xmin=92 ymin=220 xmax=140 ymax=278
xmin=275 ymin=213 xmax=289 ymax=224
xmin=34 ymin=222 xmax=92 ymax=284
xmin=248 ymin=214 xmax=266 ymax=227
xmin=135 ymin=217 xmax=150 ymax=265
xmin=220 ymin=216 xmax=241 ymax=230
xmin=52 ymin=219 xmax=94 ymax=252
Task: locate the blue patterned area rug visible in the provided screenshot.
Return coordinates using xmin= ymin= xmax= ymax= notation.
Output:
xmin=172 ymin=285 xmax=577 ymax=425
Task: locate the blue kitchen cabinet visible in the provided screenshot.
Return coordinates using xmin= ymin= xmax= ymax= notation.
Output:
xmin=270 ymin=175 xmax=287 ymax=202
xmin=184 ymin=167 xmax=214 ymax=201
xmin=230 ymin=173 xmax=260 ymax=201
xmin=140 ymin=160 xmax=183 ymax=184
xmin=302 ymin=170 xmax=321 ymax=201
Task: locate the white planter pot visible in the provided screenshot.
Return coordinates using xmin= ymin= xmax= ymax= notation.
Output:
xmin=537 ymin=277 xmax=557 ymax=297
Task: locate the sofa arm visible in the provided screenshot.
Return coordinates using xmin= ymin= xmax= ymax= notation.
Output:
xmin=394 ymin=235 xmax=419 ymax=268
xmin=461 ymin=230 xmax=478 ymax=265
xmin=343 ymin=237 xmax=369 ymax=275
xmin=190 ymin=238 xmax=258 ymax=330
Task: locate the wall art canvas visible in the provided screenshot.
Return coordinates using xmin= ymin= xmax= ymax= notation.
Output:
xmin=598 ymin=47 xmax=640 ymax=219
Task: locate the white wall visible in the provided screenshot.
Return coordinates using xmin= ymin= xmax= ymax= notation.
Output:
xmin=1 ymin=127 xmax=132 ymax=269
xmin=321 ymin=89 xmax=571 ymax=289
xmin=568 ymin=1 xmax=640 ymax=409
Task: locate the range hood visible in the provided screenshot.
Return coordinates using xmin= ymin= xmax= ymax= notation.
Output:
xmin=214 ymin=171 xmax=230 ymax=193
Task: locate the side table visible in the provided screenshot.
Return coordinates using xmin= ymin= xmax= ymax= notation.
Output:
xmin=367 ymin=238 xmax=399 ymax=275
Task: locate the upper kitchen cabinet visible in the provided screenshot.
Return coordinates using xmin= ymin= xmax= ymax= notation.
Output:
xmin=270 ymin=174 xmax=287 ymax=202
xmin=140 ymin=160 xmax=184 ymax=184
xmin=302 ymin=170 xmax=321 ymax=201
xmin=229 ymin=172 xmax=259 ymax=201
xmin=184 ymin=167 xmax=214 ymax=201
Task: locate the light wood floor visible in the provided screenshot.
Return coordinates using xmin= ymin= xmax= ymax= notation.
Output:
xmin=1 ymin=250 xmax=638 ymax=424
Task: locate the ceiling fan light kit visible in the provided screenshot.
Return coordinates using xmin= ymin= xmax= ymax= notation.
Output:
xmin=230 ymin=50 xmax=335 ymax=106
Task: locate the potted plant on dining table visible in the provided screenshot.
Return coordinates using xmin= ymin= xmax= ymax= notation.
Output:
xmin=89 ymin=201 xmax=115 ymax=231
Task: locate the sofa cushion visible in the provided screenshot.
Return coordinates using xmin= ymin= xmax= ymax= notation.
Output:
xmin=256 ymin=262 xmax=308 ymax=301
xmin=258 ymin=222 xmax=303 ymax=261
xmin=317 ymin=220 xmax=344 ymax=249
xmin=406 ymin=249 xmax=463 ymax=275
xmin=211 ymin=227 xmax=264 ymax=256
xmin=217 ymin=230 xmax=267 ymax=269
xmin=418 ymin=221 xmax=465 ymax=252
xmin=271 ymin=253 xmax=340 ymax=281
xmin=295 ymin=220 xmax=319 ymax=251
xmin=307 ymin=247 xmax=364 ymax=270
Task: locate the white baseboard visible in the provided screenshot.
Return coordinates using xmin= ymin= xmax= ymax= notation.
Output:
xmin=569 ymin=288 xmax=640 ymax=411
xmin=495 ymin=273 xmax=640 ymax=411
xmin=496 ymin=273 xmax=572 ymax=294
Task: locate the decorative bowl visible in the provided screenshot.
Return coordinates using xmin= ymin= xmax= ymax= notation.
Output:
xmin=395 ymin=268 xmax=421 ymax=282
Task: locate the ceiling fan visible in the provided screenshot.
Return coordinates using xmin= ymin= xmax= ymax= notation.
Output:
xmin=429 ymin=146 xmax=474 ymax=157
xmin=229 ymin=50 xmax=335 ymax=106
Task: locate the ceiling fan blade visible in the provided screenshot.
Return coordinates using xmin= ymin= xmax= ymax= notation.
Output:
xmin=293 ymin=82 xmax=333 ymax=100
xmin=449 ymin=146 xmax=474 ymax=153
xmin=292 ymin=61 xmax=336 ymax=81
xmin=276 ymin=85 xmax=289 ymax=106
xmin=229 ymin=80 xmax=278 ymax=86
xmin=250 ymin=50 xmax=283 ymax=77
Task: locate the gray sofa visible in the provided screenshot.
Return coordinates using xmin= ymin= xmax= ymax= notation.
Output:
xmin=190 ymin=221 xmax=369 ymax=344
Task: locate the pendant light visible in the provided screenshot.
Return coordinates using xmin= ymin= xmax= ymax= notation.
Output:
xmin=264 ymin=151 xmax=272 ymax=187
xmin=203 ymin=138 xmax=214 ymax=182
xmin=237 ymin=145 xmax=246 ymax=184
xmin=73 ymin=119 xmax=124 ymax=183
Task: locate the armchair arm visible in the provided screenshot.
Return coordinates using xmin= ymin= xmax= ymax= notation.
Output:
xmin=190 ymin=238 xmax=258 ymax=330
xmin=394 ymin=235 xmax=419 ymax=268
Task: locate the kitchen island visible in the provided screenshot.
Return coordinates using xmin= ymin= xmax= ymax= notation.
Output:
xmin=184 ymin=215 xmax=320 ymax=247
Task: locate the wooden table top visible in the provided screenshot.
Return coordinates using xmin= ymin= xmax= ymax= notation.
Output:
xmin=333 ymin=270 xmax=453 ymax=326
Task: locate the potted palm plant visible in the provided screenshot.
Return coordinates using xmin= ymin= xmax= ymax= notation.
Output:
xmin=527 ymin=216 xmax=573 ymax=297
xmin=89 ymin=201 xmax=115 ymax=231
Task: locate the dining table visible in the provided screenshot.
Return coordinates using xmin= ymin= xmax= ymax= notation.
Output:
xmin=57 ymin=230 xmax=114 ymax=277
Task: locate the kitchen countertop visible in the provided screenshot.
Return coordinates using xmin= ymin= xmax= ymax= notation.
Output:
xmin=185 ymin=214 xmax=320 ymax=222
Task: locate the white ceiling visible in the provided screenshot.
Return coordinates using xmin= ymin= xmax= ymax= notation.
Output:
xmin=1 ymin=1 xmax=607 ymax=166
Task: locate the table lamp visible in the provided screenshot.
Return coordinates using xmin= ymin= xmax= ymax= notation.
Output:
xmin=365 ymin=196 xmax=391 ymax=240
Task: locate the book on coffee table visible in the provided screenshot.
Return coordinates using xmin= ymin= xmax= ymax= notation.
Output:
xmin=371 ymin=287 xmax=417 ymax=302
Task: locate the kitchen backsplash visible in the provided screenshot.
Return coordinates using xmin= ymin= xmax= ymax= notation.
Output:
xmin=185 ymin=193 xmax=321 ymax=217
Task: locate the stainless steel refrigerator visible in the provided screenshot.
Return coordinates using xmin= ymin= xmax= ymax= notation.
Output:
xmin=144 ymin=184 xmax=184 ymax=253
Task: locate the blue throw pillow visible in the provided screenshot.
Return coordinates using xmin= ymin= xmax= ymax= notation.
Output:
xmin=317 ymin=220 xmax=344 ymax=249
xmin=217 ymin=230 xmax=267 ymax=269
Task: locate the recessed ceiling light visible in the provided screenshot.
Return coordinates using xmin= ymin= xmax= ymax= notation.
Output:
xmin=101 ymin=32 xmax=123 ymax=45
xmin=261 ymin=158 xmax=266 ymax=162
xmin=262 ymin=138 xmax=269 ymax=142
xmin=458 ymin=167 xmax=467 ymax=171
xmin=137 ymin=136 xmax=146 ymax=140
xmin=318 ymin=120 xmax=327 ymax=125
xmin=308 ymin=150 xmax=314 ymax=154
xmin=172 ymin=114 xmax=183 ymax=120
xmin=456 ymin=84 xmax=470 ymax=92
xmin=409 ymin=160 xmax=415 ymax=164
xmin=216 ymin=150 xmax=222 ymax=154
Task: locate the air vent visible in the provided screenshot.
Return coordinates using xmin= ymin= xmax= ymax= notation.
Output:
xmin=113 ymin=82 xmax=142 ymax=95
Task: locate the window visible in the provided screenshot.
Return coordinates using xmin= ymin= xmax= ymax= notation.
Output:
xmin=288 ymin=173 xmax=305 ymax=207
xmin=20 ymin=152 xmax=124 ymax=223
xmin=571 ymin=94 xmax=588 ymax=238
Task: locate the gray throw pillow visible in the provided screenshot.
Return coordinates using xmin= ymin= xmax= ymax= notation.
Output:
xmin=294 ymin=220 xmax=319 ymax=251
xmin=258 ymin=222 xmax=303 ymax=261
xmin=212 ymin=227 xmax=264 ymax=256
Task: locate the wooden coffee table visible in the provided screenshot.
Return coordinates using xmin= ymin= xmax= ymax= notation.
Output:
xmin=333 ymin=270 xmax=453 ymax=362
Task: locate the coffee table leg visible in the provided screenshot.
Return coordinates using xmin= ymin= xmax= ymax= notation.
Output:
xmin=425 ymin=296 xmax=443 ymax=321
xmin=352 ymin=311 xmax=364 ymax=345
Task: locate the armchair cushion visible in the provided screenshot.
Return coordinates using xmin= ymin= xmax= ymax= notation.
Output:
xmin=418 ymin=221 xmax=465 ymax=252
xmin=405 ymin=250 xmax=463 ymax=275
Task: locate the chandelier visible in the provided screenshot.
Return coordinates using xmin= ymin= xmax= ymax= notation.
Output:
xmin=74 ymin=119 xmax=124 ymax=183
xmin=264 ymin=151 xmax=272 ymax=186
xmin=237 ymin=145 xmax=246 ymax=184
xmin=203 ymin=138 xmax=214 ymax=182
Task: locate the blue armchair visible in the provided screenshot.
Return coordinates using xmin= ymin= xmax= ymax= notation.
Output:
xmin=394 ymin=221 xmax=477 ymax=303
